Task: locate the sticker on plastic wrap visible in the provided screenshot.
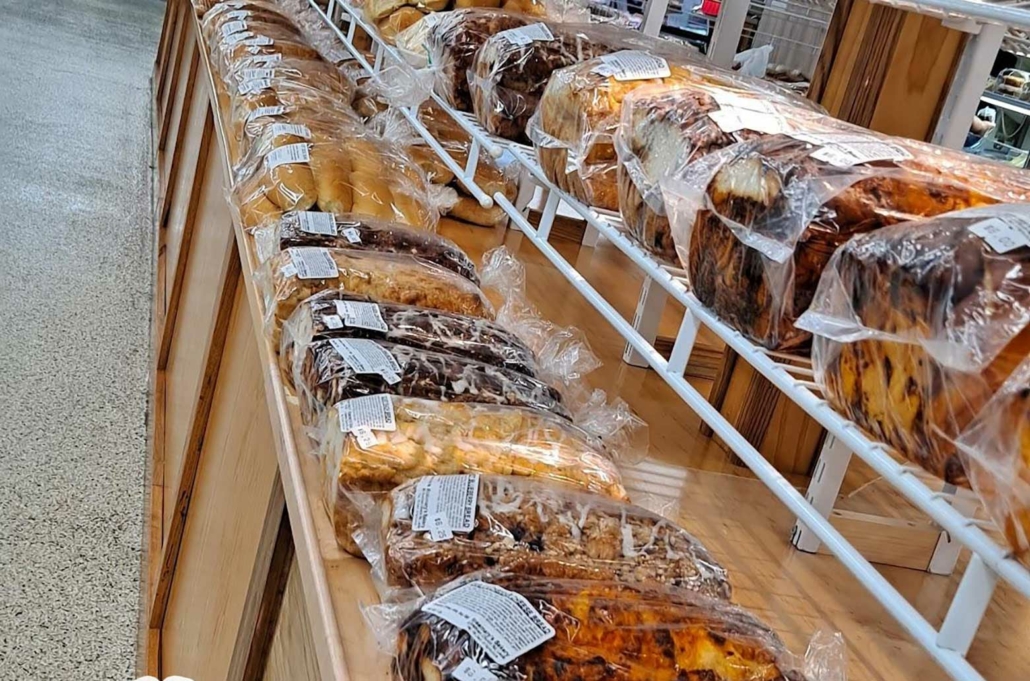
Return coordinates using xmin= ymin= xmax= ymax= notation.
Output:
xmin=706 ymin=93 xmax=789 ymax=135
xmin=222 ymin=9 xmax=251 ymax=20
xmin=426 ymin=512 xmax=454 ymax=541
xmin=790 ymin=132 xmax=913 ymax=167
xmin=341 ymin=227 xmax=361 ymax=244
xmin=969 ymin=214 xmax=1030 ymax=253
xmin=221 ymin=20 xmax=248 ymax=37
xmin=453 ymin=659 xmax=498 ymax=681
xmin=297 ymin=211 xmax=337 ymax=235
xmin=246 ymin=53 xmax=281 ymax=66
xmin=496 ymin=23 xmax=555 ymax=46
xmin=422 ymin=581 xmax=555 ymax=665
xmin=224 ymin=30 xmax=254 ymax=45
xmin=411 ymin=474 xmax=479 ymax=534
xmin=593 ymin=51 xmax=670 ymax=82
xmin=247 ymin=105 xmax=286 ymax=122
xmin=336 ymin=394 xmax=397 ymax=433
xmin=242 ymin=35 xmax=274 ymax=47
xmin=239 ymin=78 xmax=272 ymax=95
xmin=322 ymin=314 xmax=344 ymax=329
xmin=242 ymin=67 xmax=276 ymax=81
xmin=280 ymin=263 xmax=298 ymax=278
xmin=265 ymin=142 xmax=310 ymax=169
xmin=270 ymin=123 xmax=312 ymax=140
xmin=328 ymin=339 xmax=402 ymax=383
xmin=287 ymin=247 xmax=338 ymax=279
xmin=334 ymin=301 xmax=388 ymax=332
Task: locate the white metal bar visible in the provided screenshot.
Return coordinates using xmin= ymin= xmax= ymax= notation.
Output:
xmin=929 ymin=487 xmax=981 ymax=575
xmin=667 ymin=308 xmax=701 ymax=375
xmin=708 ymin=0 xmax=750 ymax=67
xmin=792 ymin=436 xmax=853 ymax=553
xmin=639 ymin=0 xmax=671 ymax=36
xmin=624 ymin=277 xmax=668 ymax=367
xmin=537 ymin=189 xmax=560 ymax=241
xmin=494 ymin=191 xmax=983 ymax=681
xmin=936 ymin=554 xmax=1000 ymax=655
xmin=932 ymin=22 xmax=1006 ymax=149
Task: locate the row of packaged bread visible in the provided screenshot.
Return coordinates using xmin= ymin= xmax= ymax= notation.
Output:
xmin=194 ymin=1 xmax=848 ymax=678
xmin=366 ymin=4 xmax=1030 ymax=564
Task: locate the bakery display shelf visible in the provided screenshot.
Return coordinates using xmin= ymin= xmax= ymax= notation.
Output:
xmin=304 ymin=6 xmax=1029 ymax=680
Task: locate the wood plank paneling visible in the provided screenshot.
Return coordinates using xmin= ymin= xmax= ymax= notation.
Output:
xmin=262 ymin=557 xmax=322 ymax=681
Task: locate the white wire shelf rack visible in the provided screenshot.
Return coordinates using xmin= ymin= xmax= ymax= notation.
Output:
xmin=307 ymin=2 xmax=1029 ymax=679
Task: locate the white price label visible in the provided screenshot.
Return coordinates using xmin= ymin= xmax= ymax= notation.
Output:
xmin=969 ymin=214 xmax=1030 ymax=253
xmin=297 ymin=211 xmax=337 ymax=235
xmin=412 ymin=475 xmax=479 ymax=534
xmin=287 ymin=247 xmax=338 ymax=279
xmin=426 ymin=512 xmax=454 ymax=541
xmin=247 ymin=53 xmax=281 ymax=66
xmin=453 ymin=659 xmax=498 ymax=681
xmin=242 ymin=35 xmax=274 ymax=46
xmin=239 ymin=77 xmax=272 ymax=95
xmin=791 ymin=132 xmax=913 ymax=167
xmin=224 ymin=30 xmax=254 ymax=45
xmin=593 ymin=51 xmax=670 ymax=82
xmin=247 ymin=105 xmax=286 ymax=122
xmin=336 ymin=394 xmax=397 ymax=432
xmin=341 ymin=227 xmax=361 ymax=244
xmin=352 ymin=426 xmax=378 ymax=448
xmin=222 ymin=9 xmax=251 ymax=20
xmin=322 ymin=314 xmax=344 ymax=329
xmin=334 ymin=301 xmax=388 ymax=333
xmin=328 ymin=339 xmax=402 ymax=382
xmin=221 ymin=20 xmax=248 ymax=37
xmin=270 ymin=123 xmax=312 ymax=139
xmin=242 ymin=67 xmax=276 ymax=81
xmin=423 ymin=582 xmax=555 ymax=665
xmin=279 ymin=263 xmax=297 ymax=278
xmin=496 ymin=23 xmax=555 ymax=46
xmin=706 ymin=93 xmax=790 ymax=135
xmin=265 ymin=142 xmax=310 ymax=169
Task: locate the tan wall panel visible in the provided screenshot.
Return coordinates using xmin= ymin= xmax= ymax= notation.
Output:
xmin=262 ymin=557 xmax=321 ymax=681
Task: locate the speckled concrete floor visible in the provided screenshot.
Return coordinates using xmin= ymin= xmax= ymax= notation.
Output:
xmin=0 ymin=0 xmax=163 ymax=678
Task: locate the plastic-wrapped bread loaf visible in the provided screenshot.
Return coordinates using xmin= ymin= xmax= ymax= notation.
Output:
xmin=956 ymin=358 xmax=1030 ymax=565
xmin=261 ymin=247 xmax=493 ymax=344
xmin=252 ymin=211 xmax=479 ymax=283
xmin=386 ymin=574 xmax=811 ymax=681
xmin=232 ymin=125 xmax=439 ymax=230
xmin=355 ymin=474 xmax=731 ymax=598
xmin=322 ymin=396 xmax=627 ymax=553
xmin=795 ymin=205 xmax=1030 ymax=487
xmin=294 ymin=338 xmax=568 ymax=425
xmin=425 ymin=9 xmax=531 ymax=111
xmin=280 ymin=291 xmax=538 ymax=386
xmin=470 ymin=24 xmax=698 ymax=141
xmin=660 ymin=132 xmax=1030 ymax=351
xmin=614 ymin=81 xmax=826 ymax=263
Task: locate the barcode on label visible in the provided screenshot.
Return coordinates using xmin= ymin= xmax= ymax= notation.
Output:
xmin=328 ymin=339 xmax=402 ymax=381
xmin=341 ymin=227 xmax=361 ymax=244
xmin=287 ymin=247 xmax=338 ymax=279
xmin=453 ymin=659 xmax=498 ymax=681
xmin=247 ymin=105 xmax=286 ymax=122
xmin=423 ymin=582 xmax=555 ymax=665
xmin=496 ymin=23 xmax=555 ymax=46
xmin=969 ymin=214 xmax=1030 ymax=253
xmin=242 ymin=67 xmax=276 ymax=81
xmin=224 ymin=30 xmax=254 ymax=45
xmin=791 ymin=132 xmax=913 ymax=167
xmin=265 ymin=143 xmax=310 ymax=169
xmin=707 ymin=109 xmax=789 ymax=135
xmin=336 ymin=394 xmax=397 ymax=432
xmin=593 ymin=51 xmax=670 ymax=82
xmin=412 ymin=475 xmax=480 ymax=534
xmin=297 ymin=211 xmax=337 ymax=235
xmin=238 ymin=78 xmax=272 ymax=95
xmin=221 ymin=20 xmax=248 ymax=36
xmin=334 ymin=301 xmax=388 ymax=332
xmin=222 ymin=9 xmax=251 ymax=20
xmin=242 ymin=35 xmax=274 ymax=46
xmin=270 ymin=123 xmax=312 ymax=139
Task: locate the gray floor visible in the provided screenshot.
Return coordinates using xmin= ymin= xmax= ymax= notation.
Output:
xmin=0 ymin=0 xmax=164 ymax=678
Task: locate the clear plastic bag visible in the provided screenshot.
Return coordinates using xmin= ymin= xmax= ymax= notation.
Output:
xmin=260 ymin=247 xmax=494 ymax=344
xmin=425 ymin=9 xmax=532 ymax=112
xmin=293 ymin=338 xmax=569 ymax=425
xmin=955 ymin=357 xmax=1030 ymax=564
xmin=231 ymin=124 xmax=440 ymax=230
xmin=252 ymin=211 xmax=477 ymax=284
xmin=794 ymin=205 xmax=1030 ymax=486
xmin=660 ymin=132 xmax=1030 ymax=351
xmin=321 ymin=396 xmax=628 ymax=553
xmin=371 ymin=572 xmax=829 ymax=681
xmin=470 ymin=24 xmax=699 ymax=141
xmin=280 ymin=290 xmax=539 ymax=387
xmin=350 ymin=474 xmax=732 ymax=598
xmin=614 ymin=78 xmax=825 ymax=263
